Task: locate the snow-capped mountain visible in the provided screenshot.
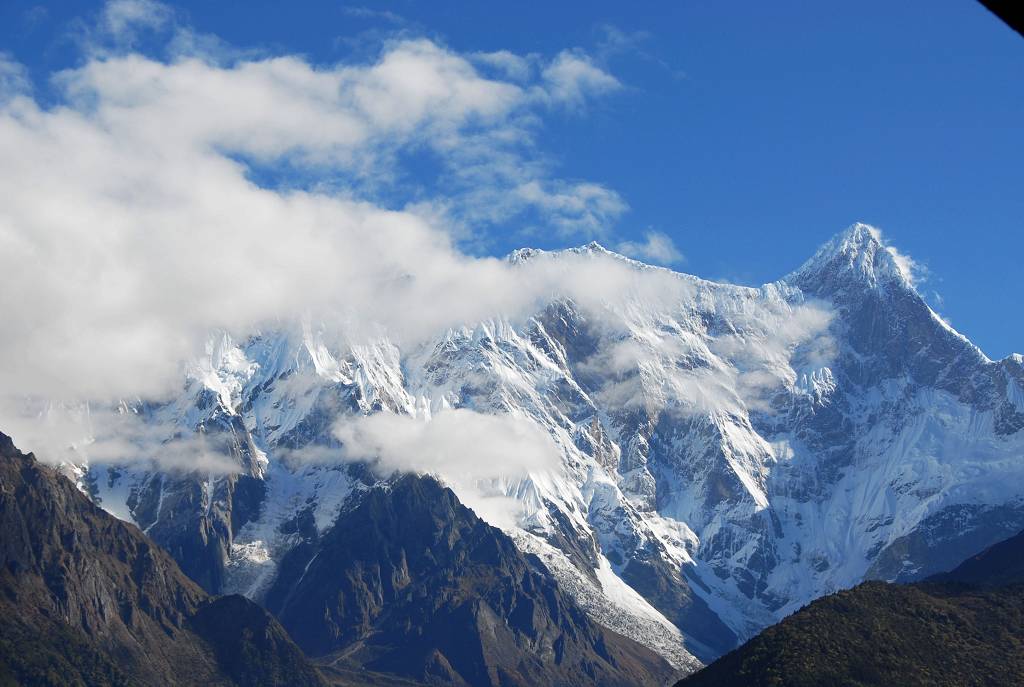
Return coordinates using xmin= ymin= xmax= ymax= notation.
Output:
xmin=74 ymin=224 xmax=1024 ymax=671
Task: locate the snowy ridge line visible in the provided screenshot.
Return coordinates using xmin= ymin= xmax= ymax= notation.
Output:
xmin=59 ymin=224 xmax=1024 ymax=669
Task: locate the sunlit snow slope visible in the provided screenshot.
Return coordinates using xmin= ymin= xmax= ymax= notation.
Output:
xmin=75 ymin=224 xmax=1024 ymax=669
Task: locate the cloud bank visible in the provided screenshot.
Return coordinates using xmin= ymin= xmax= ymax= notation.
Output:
xmin=0 ymin=4 xmax=626 ymax=406
xmin=331 ymin=409 xmax=562 ymax=527
xmin=0 ymin=2 xmax=840 ymax=494
xmin=0 ymin=399 xmax=242 ymax=475
xmin=332 ymin=408 xmax=560 ymax=478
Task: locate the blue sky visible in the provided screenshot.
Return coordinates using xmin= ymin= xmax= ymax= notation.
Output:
xmin=2 ymin=0 xmax=1022 ymax=357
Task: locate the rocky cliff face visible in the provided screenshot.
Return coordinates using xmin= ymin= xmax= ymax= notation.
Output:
xmin=0 ymin=432 xmax=324 ymax=687
xmin=61 ymin=223 xmax=1024 ymax=670
xmin=265 ymin=474 xmax=677 ymax=686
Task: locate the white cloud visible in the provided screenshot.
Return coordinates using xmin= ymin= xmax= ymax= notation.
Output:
xmin=332 ymin=408 xmax=559 ymax=477
xmin=540 ymin=50 xmax=621 ymax=108
xmin=55 ymin=41 xmax=523 ymax=167
xmin=0 ymin=15 xmax=629 ymax=407
xmin=330 ymin=408 xmax=562 ymax=527
xmin=0 ymin=1 xmax=838 ymax=487
xmin=103 ymin=0 xmax=172 ymax=35
xmin=0 ymin=400 xmax=241 ymax=474
xmin=616 ymin=231 xmax=684 ymax=265
xmin=86 ymin=0 xmax=176 ymax=51
xmin=515 ymin=180 xmax=628 ymax=238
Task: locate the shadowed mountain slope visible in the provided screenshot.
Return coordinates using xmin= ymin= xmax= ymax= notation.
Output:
xmin=266 ymin=474 xmax=678 ymax=687
xmin=0 ymin=431 xmax=324 ymax=687
xmin=929 ymin=528 xmax=1024 ymax=588
xmin=675 ymin=529 xmax=1024 ymax=687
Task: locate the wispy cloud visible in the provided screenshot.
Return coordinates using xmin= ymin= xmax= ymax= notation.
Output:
xmin=0 ymin=54 xmax=30 ymax=103
xmin=616 ymin=231 xmax=685 ymax=265
xmin=575 ymin=293 xmax=836 ymax=418
xmin=102 ymin=0 xmax=173 ymax=39
xmin=471 ymin=49 xmax=534 ymax=82
xmin=594 ymin=24 xmax=686 ymax=80
xmin=0 ymin=400 xmax=242 ymax=475
xmin=539 ymin=49 xmax=621 ymax=109
xmin=21 ymin=5 xmax=50 ymax=30
xmin=886 ymin=242 xmax=926 ymax=287
xmin=341 ymin=5 xmax=405 ymax=25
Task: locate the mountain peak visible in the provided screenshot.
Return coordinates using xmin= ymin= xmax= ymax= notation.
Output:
xmin=507 ymin=240 xmax=632 ymax=266
xmin=833 ymin=222 xmax=884 ymax=254
xmin=788 ymin=223 xmax=918 ymax=294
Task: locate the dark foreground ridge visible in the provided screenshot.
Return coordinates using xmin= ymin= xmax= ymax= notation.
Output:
xmin=0 ymin=432 xmax=325 ymax=687
xmin=265 ymin=474 xmax=677 ymax=687
xmin=0 ymin=430 xmax=679 ymax=686
xmin=675 ymin=530 xmax=1024 ymax=687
